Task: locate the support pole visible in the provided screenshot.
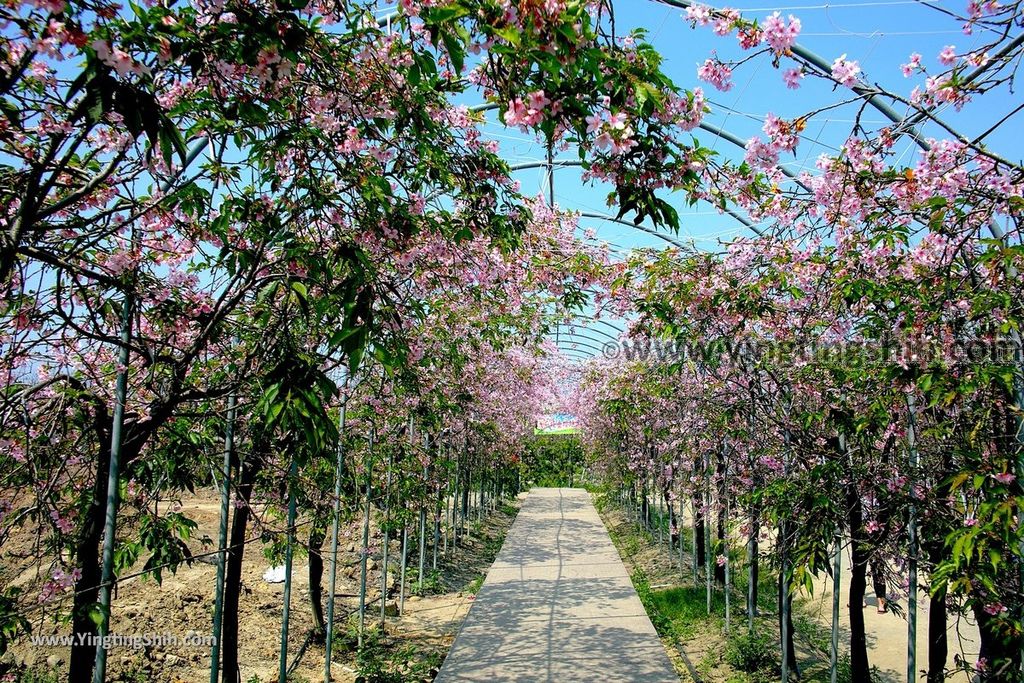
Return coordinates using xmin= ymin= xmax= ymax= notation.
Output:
xmin=657 ymin=482 xmax=664 ymax=547
xmin=782 ymin=563 xmax=791 ymax=683
xmin=782 ymin=420 xmax=792 ymax=683
xmin=278 ymin=458 xmax=298 ymax=683
xmin=358 ymin=429 xmax=374 ymax=649
xmin=546 ymin=141 xmax=555 ymax=206
xmin=399 ymin=527 xmax=408 ymax=615
xmin=418 ymin=494 xmax=428 ymax=585
xmin=747 ymin=529 xmax=757 ymax=633
xmin=831 ymin=434 xmax=846 ymax=683
xmin=92 ymin=293 xmax=133 ymax=683
xmin=747 ymin=387 xmax=758 ymax=634
xmin=706 ymin=456 xmax=713 ymax=616
xmin=830 ymin=536 xmax=842 ymax=683
xmin=692 ymin=499 xmax=699 ymax=582
xmin=324 ymin=375 xmax=348 ymax=682
xmin=724 ymin=477 xmax=731 ymax=634
xmin=210 ymin=391 xmax=237 ymax=683
xmin=381 ymin=447 xmax=393 ymax=625
xmin=907 ymin=395 xmax=920 ymax=683
xmin=678 ymin=494 xmax=685 ymax=574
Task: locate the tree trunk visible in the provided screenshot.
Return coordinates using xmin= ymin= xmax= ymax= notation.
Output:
xmin=748 ymin=510 xmax=759 ymax=616
xmin=974 ymin=602 xmax=1021 ymax=680
xmin=640 ymin=479 xmax=649 ymax=530
xmin=222 ymin=450 xmax=263 ymax=683
xmin=925 ymin=588 xmax=947 ymax=683
xmin=714 ymin=447 xmax=727 ymax=584
xmin=68 ymin=453 xmax=110 ymax=683
xmin=847 ymin=487 xmax=872 ymax=683
xmin=777 ymin=573 xmax=799 ymax=678
xmin=694 ymin=501 xmax=707 ymax=568
xmin=308 ymin=524 xmax=327 ymax=637
xmin=662 ymin=488 xmax=678 ymax=547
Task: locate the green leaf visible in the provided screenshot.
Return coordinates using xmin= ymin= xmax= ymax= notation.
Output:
xmin=494 ymin=27 xmax=521 ymax=46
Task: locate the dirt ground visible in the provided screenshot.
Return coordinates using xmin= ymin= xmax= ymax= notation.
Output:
xmin=597 ymin=497 xmax=981 ymax=683
xmin=4 ymin=491 xmax=520 ymax=682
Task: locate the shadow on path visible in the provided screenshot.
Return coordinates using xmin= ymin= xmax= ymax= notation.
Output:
xmin=435 ymin=488 xmax=678 ymax=683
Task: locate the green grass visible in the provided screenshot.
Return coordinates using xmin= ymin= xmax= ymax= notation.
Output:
xmin=328 ymin=614 xmax=442 ymax=682
xmin=16 ymin=670 xmax=60 ymax=683
xmin=465 ymin=574 xmax=485 ymax=594
xmin=649 ymin=584 xmax=728 ymax=638
xmin=410 ymin=568 xmax=445 ymax=596
xmin=724 ymin=629 xmax=780 ymax=682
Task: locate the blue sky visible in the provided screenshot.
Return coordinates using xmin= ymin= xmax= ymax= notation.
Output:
xmin=456 ymin=0 xmax=1023 ymax=254
xmin=421 ymin=0 xmax=1024 ymax=358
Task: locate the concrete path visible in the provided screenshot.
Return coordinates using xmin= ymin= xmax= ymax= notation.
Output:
xmin=436 ymin=488 xmax=679 ymax=683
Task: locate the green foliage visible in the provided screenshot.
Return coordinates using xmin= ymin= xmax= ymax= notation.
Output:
xmin=0 ymin=587 xmax=30 ymax=658
xmin=465 ymin=574 xmax=485 ymax=595
xmin=520 ymin=434 xmax=585 ymax=487
xmin=411 ymin=569 xmax=445 ymax=597
xmin=724 ymin=630 xmax=779 ymax=678
xmin=335 ymin=616 xmax=442 ymax=683
xmin=255 ymin=347 xmax=339 ymax=457
xmin=15 ymin=668 xmax=60 ymax=683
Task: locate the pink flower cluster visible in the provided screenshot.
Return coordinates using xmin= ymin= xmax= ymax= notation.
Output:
xmin=697 ymin=58 xmax=733 ymax=92
xmin=38 ymin=566 xmax=82 ymax=603
xmin=762 ymin=113 xmax=798 ymax=153
xmin=831 ymin=54 xmax=861 ymax=87
xmin=901 ymin=52 xmax=922 ymax=77
xmin=783 ymin=68 xmax=803 ymax=89
xmin=503 ymin=90 xmax=555 ymax=131
xmin=661 ymin=88 xmax=707 ymax=132
xmin=586 ymin=110 xmax=638 ymax=155
xmin=92 ymin=40 xmax=149 ymax=78
xmin=762 ymin=12 xmax=801 ymax=55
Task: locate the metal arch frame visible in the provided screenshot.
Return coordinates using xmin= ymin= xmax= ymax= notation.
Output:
xmin=555 ymin=338 xmax=606 ymax=356
xmin=383 ymin=2 xmax=1019 ymax=241
xmin=478 ymin=98 xmax=768 ymax=237
xmin=554 ymin=329 xmax=620 ymax=350
xmin=569 ymin=316 xmax=628 ymax=336
xmin=559 ymin=352 xmax=598 ymax=364
xmin=556 ymin=347 xmax=603 ymax=361
xmin=576 ymin=211 xmax=689 ymax=250
xmin=582 ymin=317 xmax=626 ymax=334
xmin=511 ymin=156 xmax=764 ymax=241
xmin=555 ymin=323 xmax=620 ymax=344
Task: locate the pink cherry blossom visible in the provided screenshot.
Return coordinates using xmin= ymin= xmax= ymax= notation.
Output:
xmin=503 ymin=98 xmax=531 ymax=128
xmin=607 ymin=112 xmax=628 ymax=130
xmin=527 ymin=90 xmax=551 ymax=111
xmin=783 ymin=68 xmax=803 ymax=89
xmin=685 ymin=4 xmax=713 ymax=26
xmin=762 ymin=12 xmax=801 ymax=55
xmin=901 ymin=52 xmax=922 ymax=77
xmin=831 ymin=54 xmax=861 ymax=87
xmin=938 ymin=45 xmax=957 ymax=66
xmin=697 ymin=58 xmax=733 ymax=92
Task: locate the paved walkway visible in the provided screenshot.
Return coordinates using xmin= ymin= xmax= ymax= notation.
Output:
xmin=436 ymin=488 xmax=679 ymax=682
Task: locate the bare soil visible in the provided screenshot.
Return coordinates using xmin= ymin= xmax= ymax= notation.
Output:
xmin=4 ymin=491 xmax=519 ymax=682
